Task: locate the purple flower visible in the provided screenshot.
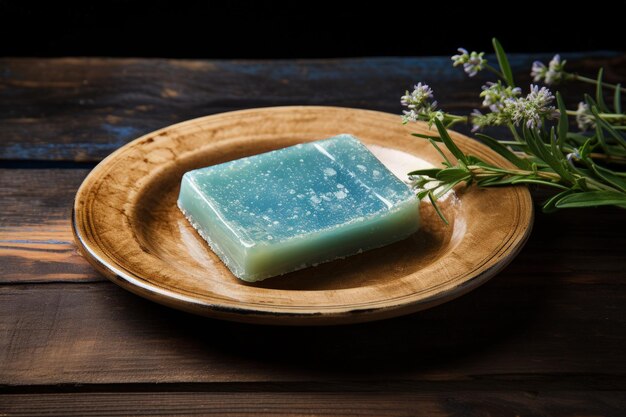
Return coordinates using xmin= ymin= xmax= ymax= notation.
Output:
xmin=452 ymin=48 xmax=487 ymax=77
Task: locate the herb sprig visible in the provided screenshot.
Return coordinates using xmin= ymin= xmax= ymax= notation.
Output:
xmin=403 ymin=38 xmax=626 ymax=224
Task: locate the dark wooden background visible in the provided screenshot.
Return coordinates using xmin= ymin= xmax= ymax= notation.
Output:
xmin=1 ymin=1 xmax=625 ymax=58
xmin=1 ymin=51 xmax=626 ymax=415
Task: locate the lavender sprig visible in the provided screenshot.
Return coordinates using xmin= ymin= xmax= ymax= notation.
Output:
xmin=400 ymin=83 xmax=465 ymax=127
xmin=532 ymin=54 xmax=626 ymax=93
xmin=402 ymin=38 xmax=626 ymax=222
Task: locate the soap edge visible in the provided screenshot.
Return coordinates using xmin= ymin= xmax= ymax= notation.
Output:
xmin=177 ymin=201 xmax=249 ymax=280
xmin=241 ymin=197 xmax=421 ymax=282
xmin=177 ymin=174 xmax=252 ymax=280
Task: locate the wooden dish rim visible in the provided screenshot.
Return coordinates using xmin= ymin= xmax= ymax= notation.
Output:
xmin=72 ymin=106 xmax=534 ymax=325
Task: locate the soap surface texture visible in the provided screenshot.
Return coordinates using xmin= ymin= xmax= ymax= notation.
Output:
xmin=177 ymin=135 xmax=420 ymax=282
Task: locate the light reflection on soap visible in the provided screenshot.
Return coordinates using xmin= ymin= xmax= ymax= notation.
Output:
xmin=367 ymin=144 xmax=434 ymax=183
xmin=368 ymin=144 xmax=457 ymax=203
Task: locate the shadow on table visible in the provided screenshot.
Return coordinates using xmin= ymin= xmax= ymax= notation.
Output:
xmin=146 ymin=205 xmax=626 ymax=376
xmin=153 ymin=264 xmax=554 ymax=376
xmin=114 ymin=204 xmax=590 ymax=376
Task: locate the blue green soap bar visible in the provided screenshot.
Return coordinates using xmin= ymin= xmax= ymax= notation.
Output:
xmin=177 ymin=134 xmax=420 ymax=282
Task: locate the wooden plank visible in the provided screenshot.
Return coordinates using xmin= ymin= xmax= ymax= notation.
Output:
xmin=0 ymin=169 xmax=100 ymax=283
xmin=2 ymin=168 xmax=626 ymax=284
xmin=0 ymin=391 xmax=624 ymax=417
xmin=0 ymin=54 xmax=623 ymax=162
xmin=1 ymin=282 xmax=625 ymax=386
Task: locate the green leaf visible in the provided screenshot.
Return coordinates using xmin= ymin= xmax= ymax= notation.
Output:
xmin=549 ymin=126 xmax=569 ymax=171
xmin=594 ymin=113 xmax=609 ymax=152
xmin=434 ymin=180 xmax=463 ymax=198
xmin=555 ymin=190 xmax=626 ymax=208
xmin=584 ymin=93 xmax=598 ymax=110
xmin=510 ymin=178 xmax=569 ymax=190
xmin=408 ymin=168 xmax=442 ymax=177
xmin=428 ymin=138 xmax=452 ymax=167
xmin=595 ymin=68 xmax=610 ymax=113
xmin=475 ymin=133 xmax=532 ymax=170
xmin=436 ymin=168 xmax=470 ymax=183
xmin=417 ymin=189 xmax=430 ymax=199
xmin=562 ymin=163 xmax=588 ymax=190
xmin=523 ymin=125 xmax=573 ymax=182
xmin=615 ymin=83 xmax=622 ymax=114
xmin=466 ymin=154 xmax=489 ymax=165
xmin=591 ymin=164 xmax=626 ymax=192
xmin=411 ymin=132 xmax=442 ymax=141
xmin=590 ymin=106 xmax=626 ymax=150
xmin=575 ymin=176 xmax=590 ymax=190
xmin=556 ymin=92 xmax=568 ymax=147
xmin=492 ymin=38 xmax=514 ymax=86
xmin=417 ymin=189 xmax=431 ymax=199
xmin=541 ymin=130 xmax=574 ymax=182
xmin=434 ymin=118 xmax=468 ymax=164
xmin=477 ymin=175 xmax=523 ymax=186
xmin=578 ymin=137 xmax=596 ymax=159
xmin=542 ymin=190 xmax=574 ymax=213
xmin=428 ymin=191 xmax=449 ymax=225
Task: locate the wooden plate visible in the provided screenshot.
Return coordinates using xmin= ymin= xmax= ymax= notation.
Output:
xmin=73 ymin=106 xmax=533 ymax=325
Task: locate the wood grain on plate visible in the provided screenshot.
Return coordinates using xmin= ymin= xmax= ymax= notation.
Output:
xmin=72 ymin=106 xmax=532 ymax=324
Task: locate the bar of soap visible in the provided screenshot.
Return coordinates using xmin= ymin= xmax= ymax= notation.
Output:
xmin=177 ymin=134 xmax=420 ymax=282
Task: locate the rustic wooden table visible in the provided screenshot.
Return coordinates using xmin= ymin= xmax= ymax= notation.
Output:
xmin=1 ymin=54 xmax=625 ymax=416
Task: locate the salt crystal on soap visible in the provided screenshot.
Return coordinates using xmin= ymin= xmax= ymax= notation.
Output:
xmin=177 ymin=134 xmax=420 ymax=282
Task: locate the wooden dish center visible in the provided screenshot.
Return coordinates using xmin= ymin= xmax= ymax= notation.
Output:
xmin=132 ymin=138 xmax=461 ymax=291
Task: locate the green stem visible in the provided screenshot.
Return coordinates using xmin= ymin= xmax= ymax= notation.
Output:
xmin=567 ymin=73 xmax=626 ymax=93
xmin=416 ymin=112 xmax=467 ymax=126
xmin=469 ymin=164 xmax=618 ymax=192
xmin=467 ymin=165 xmax=561 ymax=181
xmin=485 ymin=64 xmax=505 ymax=80
xmin=445 ymin=114 xmax=468 ymax=121
xmin=507 ymin=123 xmax=524 ymax=142
xmin=565 ymin=110 xmax=626 ymax=119
xmin=585 ymin=176 xmax=620 ymax=192
xmin=446 ymin=119 xmax=464 ymax=128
